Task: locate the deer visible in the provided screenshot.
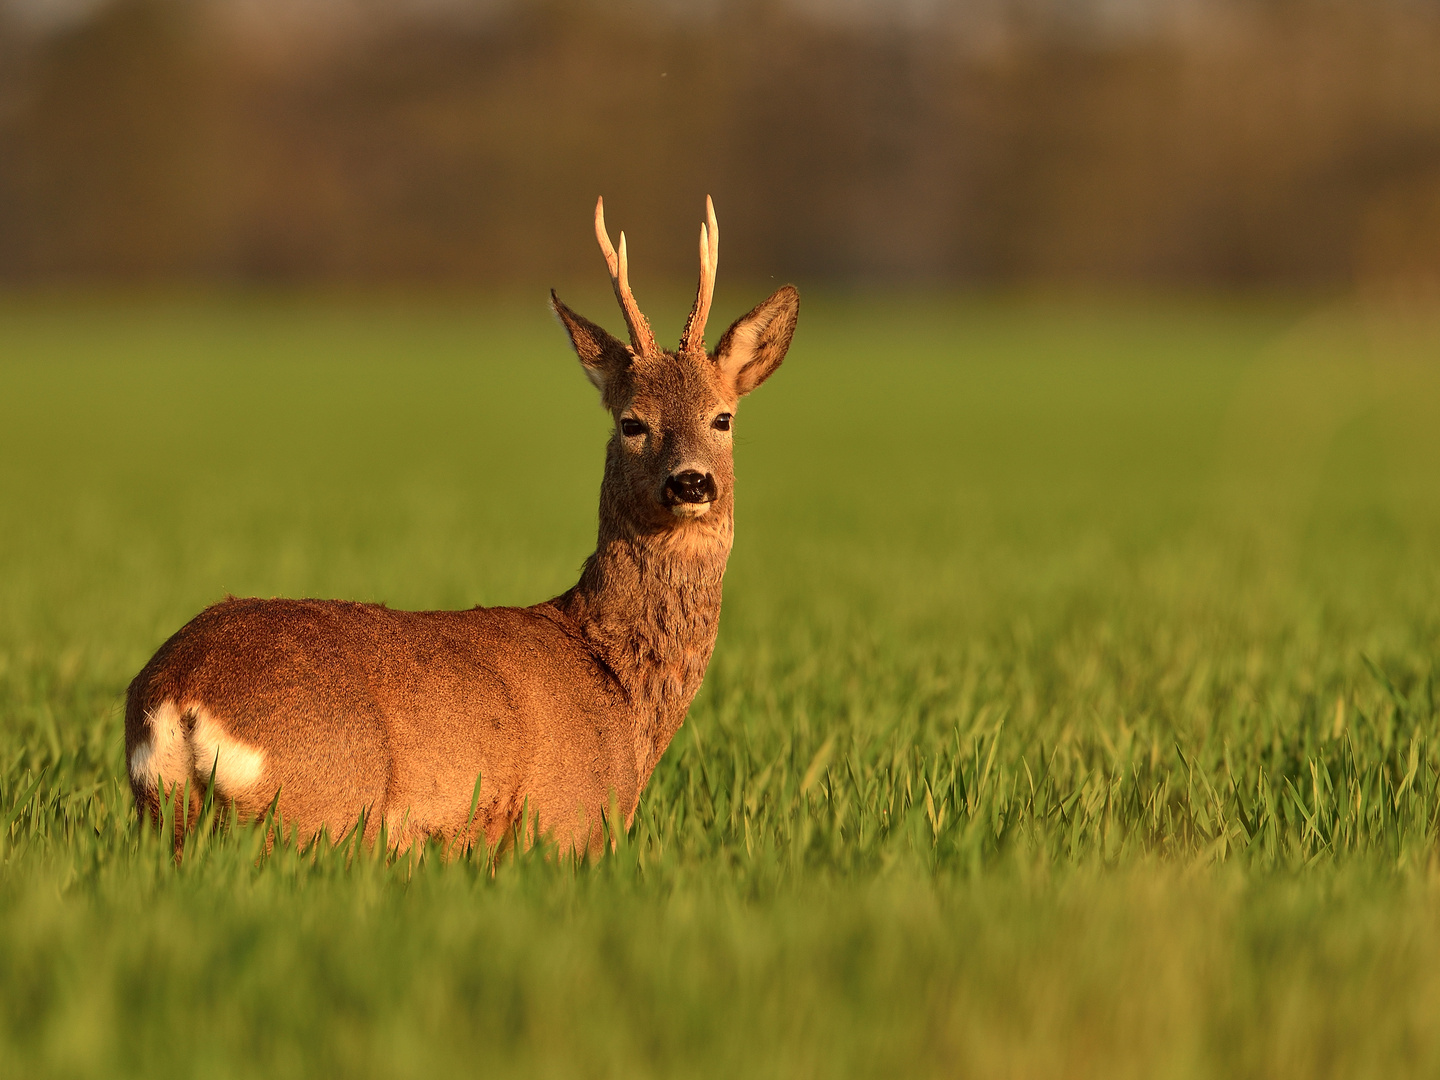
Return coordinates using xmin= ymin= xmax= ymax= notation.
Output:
xmin=124 ymin=196 xmax=800 ymax=856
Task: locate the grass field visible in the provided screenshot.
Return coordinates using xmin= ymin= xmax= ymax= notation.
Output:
xmin=3 ymin=291 xmax=1440 ymax=1078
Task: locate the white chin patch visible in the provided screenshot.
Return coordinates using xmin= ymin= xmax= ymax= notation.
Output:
xmin=669 ymin=502 xmax=712 ymax=519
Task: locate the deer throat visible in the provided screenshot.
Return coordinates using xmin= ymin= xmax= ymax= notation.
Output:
xmin=559 ymin=512 xmax=732 ymax=785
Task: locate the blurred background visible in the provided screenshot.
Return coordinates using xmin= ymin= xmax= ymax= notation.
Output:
xmin=0 ymin=0 xmax=1438 ymax=293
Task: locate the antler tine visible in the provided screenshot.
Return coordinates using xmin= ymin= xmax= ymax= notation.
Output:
xmin=680 ymin=195 xmax=720 ymax=355
xmin=706 ymin=193 xmax=719 ymax=272
xmin=594 ymin=197 xmax=657 ymax=356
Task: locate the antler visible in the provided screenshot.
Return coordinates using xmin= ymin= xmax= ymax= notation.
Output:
xmin=594 ymin=197 xmax=658 ymax=357
xmin=680 ymin=195 xmax=719 ymax=355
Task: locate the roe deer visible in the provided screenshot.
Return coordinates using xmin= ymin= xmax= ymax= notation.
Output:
xmin=124 ymin=196 xmax=800 ymax=854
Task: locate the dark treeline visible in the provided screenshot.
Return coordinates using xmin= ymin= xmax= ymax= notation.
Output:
xmin=0 ymin=0 xmax=1438 ymax=288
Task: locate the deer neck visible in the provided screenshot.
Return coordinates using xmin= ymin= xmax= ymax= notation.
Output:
xmin=555 ymin=458 xmax=734 ymax=788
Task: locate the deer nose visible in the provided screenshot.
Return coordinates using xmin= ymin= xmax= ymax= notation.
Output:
xmin=664 ymin=470 xmax=717 ymax=505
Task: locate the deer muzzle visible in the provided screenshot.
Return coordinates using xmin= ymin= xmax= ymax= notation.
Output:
xmin=663 ymin=470 xmax=717 ymax=517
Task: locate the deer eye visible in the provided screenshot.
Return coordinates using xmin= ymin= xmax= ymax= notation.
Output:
xmin=620 ymin=418 xmax=647 ymax=438
xmin=712 ymin=413 xmax=732 ymax=432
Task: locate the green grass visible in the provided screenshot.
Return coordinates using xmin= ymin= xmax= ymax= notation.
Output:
xmin=3 ymin=291 xmax=1440 ymax=1078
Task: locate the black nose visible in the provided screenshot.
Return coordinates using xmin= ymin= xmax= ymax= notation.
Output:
xmin=664 ymin=470 xmax=717 ymax=505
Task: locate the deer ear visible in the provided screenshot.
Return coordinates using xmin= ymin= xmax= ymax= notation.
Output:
xmin=551 ymin=291 xmax=631 ymax=404
xmin=711 ymin=285 xmax=799 ymax=397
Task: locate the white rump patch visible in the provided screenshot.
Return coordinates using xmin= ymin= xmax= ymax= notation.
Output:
xmin=130 ymin=700 xmax=193 ymax=789
xmin=191 ymin=711 xmax=266 ymax=796
xmin=129 ymin=700 xmax=266 ymax=797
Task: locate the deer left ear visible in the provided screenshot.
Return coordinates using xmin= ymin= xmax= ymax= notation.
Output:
xmin=551 ymin=290 xmax=632 ymax=407
xmin=711 ymin=285 xmax=799 ymax=397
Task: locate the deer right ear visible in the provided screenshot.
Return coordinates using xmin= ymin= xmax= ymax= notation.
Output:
xmin=551 ymin=291 xmax=632 ymax=405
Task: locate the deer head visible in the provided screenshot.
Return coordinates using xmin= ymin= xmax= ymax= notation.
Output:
xmin=552 ymin=197 xmax=800 ymax=534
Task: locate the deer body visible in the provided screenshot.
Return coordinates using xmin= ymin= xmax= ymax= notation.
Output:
xmin=125 ymin=197 xmax=799 ymax=852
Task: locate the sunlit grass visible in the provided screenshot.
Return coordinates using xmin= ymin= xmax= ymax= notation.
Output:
xmin=3 ymin=293 xmax=1440 ymax=1077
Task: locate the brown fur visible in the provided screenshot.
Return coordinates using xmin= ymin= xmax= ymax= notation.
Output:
xmin=124 ymin=199 xmax=800 ymax=855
